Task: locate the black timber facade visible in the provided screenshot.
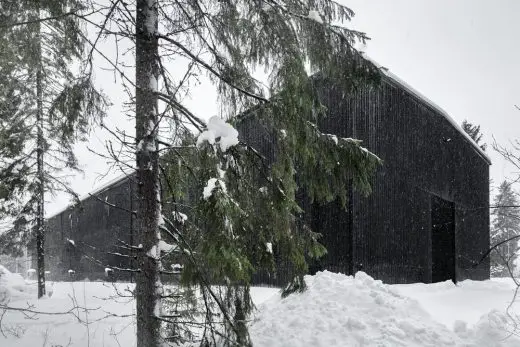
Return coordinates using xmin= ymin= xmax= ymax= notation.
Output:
xmin=42 ymin=177 xmax=136 ymax=281
xmin=40 ymin=73 xmax=490 ymax=284
xmin=305 ymin=74 xmax=490 ymax=283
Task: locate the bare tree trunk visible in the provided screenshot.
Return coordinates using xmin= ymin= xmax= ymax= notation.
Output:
xmin=135 ymin=0 xmax=162 ymax=346
xmin=35 ymin=0 xmax=46 ymax=299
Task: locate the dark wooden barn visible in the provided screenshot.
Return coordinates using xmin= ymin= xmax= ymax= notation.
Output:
xmin=42 ymin=176 xmax=137 ymax=281
xmin=307 ymin=71 xmax=490 ymax=284
xmin=39 ymin=69 xmax=490 ymax=284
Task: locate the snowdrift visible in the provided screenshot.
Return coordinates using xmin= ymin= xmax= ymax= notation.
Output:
xmin=0 ymin=265 xmax=34 ymax=302
xmin=250 ymin=271 xmax=520 ymax=347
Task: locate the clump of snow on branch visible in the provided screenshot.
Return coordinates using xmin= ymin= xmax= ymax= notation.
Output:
xmin=325 ymin=134 xmax=338 ymax=145
xmin=146 ymin=245 xmax=158 ymax=259
xmin=173 ymin=211 xmax=188 ymax=224
xmin=146 ymin=240 xmax=176 ymax=259
xmin=266 ymin=242 xmax=273 ymax=254
xmin=308 ymin=10 xmax=323 ymax=24
xmin=203 ymin=177 xmax=227 ymax=200
xmin=197 ymin=116 xmax=239 ymax=152
xmin=158 ymin=240 xmax=175 ymax=253
xmin=66 ymin=238 xmax=75 ymax=246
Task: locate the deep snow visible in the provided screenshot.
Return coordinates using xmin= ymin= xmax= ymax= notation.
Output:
xmin=1 ymin=269 xmax=520 ymax=346
xmin=251 ymin=271 xmax=520 ymax=347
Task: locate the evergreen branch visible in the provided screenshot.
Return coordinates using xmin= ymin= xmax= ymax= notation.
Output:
xmin=155 ymin=92 xmax=206 ymax=129
xmin=156 ymin=34 xmax=269 ymax=103
xmin=160 ymin=218 xmax=242 ymax=338
xmin=75 ymin=29 xmax=135 ymax=89
xmin=107 ymin=252 xmax=137 ymax=259
xmin=87 ymin=192 xmax=137 ymax=216
xmin=81 ymin=253 xmax=140 ymax=273
xmin=0 ymin=9 xmax=93 ymax=28
xmin=86 ymin=0 xmax=123 ymax=71
xmin=0 ymin=302 xmax=100 ymax=318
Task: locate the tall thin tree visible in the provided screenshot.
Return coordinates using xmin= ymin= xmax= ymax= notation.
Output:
xmin=0 ymin=0 xmax=106 ymax=298
xmin=135 ymin=0 xmax=163 ymax=343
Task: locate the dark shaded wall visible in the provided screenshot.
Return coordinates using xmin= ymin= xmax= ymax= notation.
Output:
xmin=42 ymin=178 xmax=135 ymax=281
xmin=315 ymin=76 xmax=490 ymax=283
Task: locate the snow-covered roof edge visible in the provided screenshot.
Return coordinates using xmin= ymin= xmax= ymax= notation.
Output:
xmin=364 ymin=55 xmax=491 ymax=165
xmin=47 ymin=170 xmax=135 ymax=220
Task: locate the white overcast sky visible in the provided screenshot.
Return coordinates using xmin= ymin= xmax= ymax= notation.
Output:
xmin=46 ymin=0 xmax=520 ymax=216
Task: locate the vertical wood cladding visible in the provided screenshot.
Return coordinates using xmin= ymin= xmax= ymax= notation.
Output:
xmin=308 ymin=75 xmax=489 ymax=284
xmin=318 ymin=76 xmax=489 ymax=284
xmin=43 ymin=75 xmax=490 ymax=285
xmin=43 ymin=178 xmax=135 ymax=281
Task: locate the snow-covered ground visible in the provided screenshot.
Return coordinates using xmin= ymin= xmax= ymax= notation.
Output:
xmin=1 ymin=267 xmax=520 ymax=346
xmin=252 ymin=272 xmax=520 ymax=347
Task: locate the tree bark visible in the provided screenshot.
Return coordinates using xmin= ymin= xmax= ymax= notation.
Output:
xmin=135 ymin=0 xmax=162 ymax=346
xmin=35 ymin=0 xmax=46 ymax=299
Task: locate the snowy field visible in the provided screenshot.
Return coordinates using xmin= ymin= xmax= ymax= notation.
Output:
xmin=2 ymin=268 xmax=520 ymax=346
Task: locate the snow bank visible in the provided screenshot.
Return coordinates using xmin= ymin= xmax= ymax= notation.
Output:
xmin=3 ymin=273 xmax=520 ymax=346
xmin=250 ymin=271 xmax=520 ymax=346
xmin=395 ymin=278 xmax=520 ymax=327
xmin=0 ymin=265 xmax=34 ymax=302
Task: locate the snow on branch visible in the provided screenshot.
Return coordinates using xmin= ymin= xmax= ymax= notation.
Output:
xmin=309 ymin=121 xmax=381 ymax=162
xmin=203 ymin=178 xmax=227 ymax=200
xmin=196 ymin=116 xmax=239 ymax=152
xmin=308 ymin=10 xmax=323 ymax=24
xmin=172 ymin=211 xmax=188 ymax=224
xmin=146 ymin=240 xmax=178 ymax=260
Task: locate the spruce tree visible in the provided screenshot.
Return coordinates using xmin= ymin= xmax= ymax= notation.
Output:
xmin=7 ymin=0 xmax=382 ymax=344
xmin=0 ymin=1 xmax=106 ymax=298
xmin=491 ymin=181 xmax=520 ymax=277
xmin=129 ymin=1 xmax=381 ymax=345
xmin=462 ymin=119 xmax=487 ymax=151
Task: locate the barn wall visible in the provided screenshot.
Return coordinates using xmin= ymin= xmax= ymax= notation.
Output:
xmin=42 ymin=76 xmax=490 ymax=285
xmin=317 ymin=77 xmax=489 ymax=283
xmin=43 ymin=178 xmax=135 ymax=281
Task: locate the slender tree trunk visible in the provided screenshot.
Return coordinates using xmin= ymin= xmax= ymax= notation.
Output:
xmin=135 ymin=1 xmax=162 ymax=346
xmin=35 ymin=0 xmax=46 ymax=299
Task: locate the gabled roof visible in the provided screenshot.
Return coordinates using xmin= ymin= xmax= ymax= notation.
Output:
xmin=48 ymin=57 xmax=490 ymax=220
xmin=364 ymin=55 xmax=491 ymax=165
xmin=47 ymin=170 xmax=134 ymax=220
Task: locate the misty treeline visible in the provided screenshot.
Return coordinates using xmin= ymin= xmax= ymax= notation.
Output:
xmin=462 ymin=119 xmax=520 ymax=277
xmin=0 ymin=0 xmax=386 ymax=346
